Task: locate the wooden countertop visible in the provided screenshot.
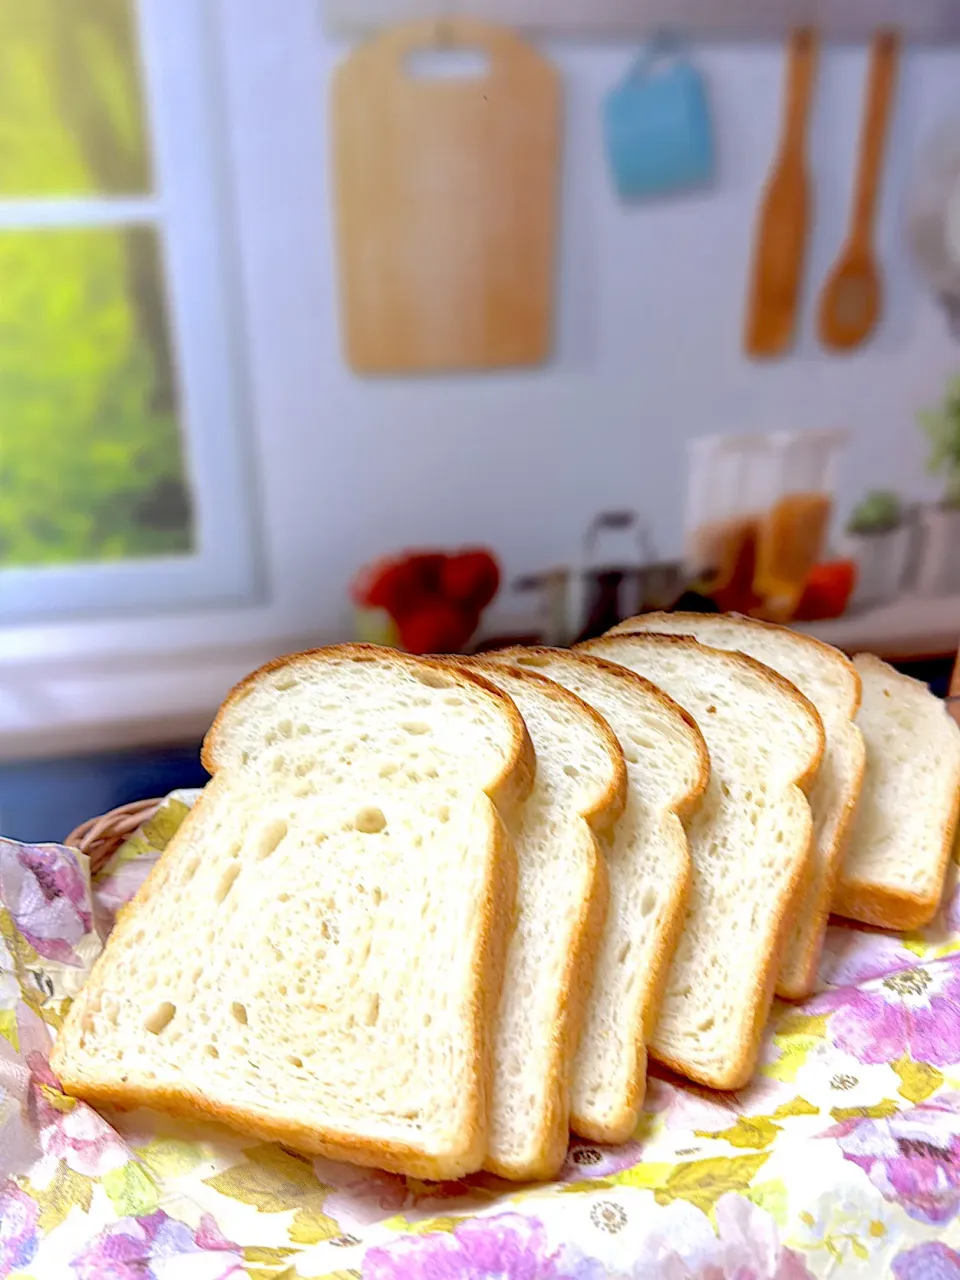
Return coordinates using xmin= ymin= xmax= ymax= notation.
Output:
xmin=796 ymin=592 xmax=960 ymax=661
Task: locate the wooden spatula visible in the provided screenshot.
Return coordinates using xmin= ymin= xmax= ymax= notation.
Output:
xmin=818 ymin=30 xmax=900 ymax=352
xmin=744 ymin=28 xmax=819 ymax=359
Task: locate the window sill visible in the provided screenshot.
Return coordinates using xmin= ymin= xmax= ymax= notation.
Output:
xmin=0 ymin=632 xmax=325 ymax=763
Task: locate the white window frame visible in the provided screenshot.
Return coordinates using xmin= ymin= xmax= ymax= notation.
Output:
xmin=0 ymin=0 xmax=259 ymax=624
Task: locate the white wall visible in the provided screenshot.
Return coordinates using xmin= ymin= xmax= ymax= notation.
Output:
xmin=5 ymin=0 xmax=960 ymax=750
xmin=228 ymin=4 xmax=960 ymax=619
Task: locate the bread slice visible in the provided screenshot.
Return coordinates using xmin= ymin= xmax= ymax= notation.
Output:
xmin=832 ymin=653 xmax=960 ymax=930
xmin=204 ymin=645 xmax=534 ymax=818
xmin=51 ymin=645 xmax=535 ymax=1180
xmin=580 ymin=634 xmax=823 ymax=1090
xmin=448 ymin=658 xmax=626 ymax=1180
xmin=484 ymin=647 xmax=708 ymax=1144
xmin=609 ymin=613 xmax=864 ymax=1000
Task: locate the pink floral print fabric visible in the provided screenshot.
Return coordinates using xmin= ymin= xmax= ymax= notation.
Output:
xmin=1 ymin=795 xmax=960 ymax=1277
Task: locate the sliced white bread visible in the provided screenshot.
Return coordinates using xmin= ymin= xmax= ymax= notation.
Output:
xmin=206 ymin=645 xmax=534 ymax=818
xmin=832 ymin=653 xmax=960 ymax=930
xmin=580 ymin=634 xmax=824 ymax=1090
xmin=449 ymin=658 xmax=626 ymax=1181
xmin=484 ymin=647 xmax=708 ymax=1144
xmin=610 ymin=612 xmax=864 ymax=1000
xmin=52 ymin=646 xmax=534 ymax=1180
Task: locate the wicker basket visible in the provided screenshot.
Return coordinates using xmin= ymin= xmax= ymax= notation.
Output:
xmin=65 ymin=799 xmax=163 ymax=878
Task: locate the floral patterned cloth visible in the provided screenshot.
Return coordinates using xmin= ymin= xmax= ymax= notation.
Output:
xmin=3 ymin=791 xmax=960 ymax=1278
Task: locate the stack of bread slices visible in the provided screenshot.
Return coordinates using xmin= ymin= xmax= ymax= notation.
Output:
xmin=52 ymin=617 xmax=960 ymax=1182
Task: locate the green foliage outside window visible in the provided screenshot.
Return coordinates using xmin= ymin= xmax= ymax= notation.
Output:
xmin=0 ymin=0 xmax=194 ymax=570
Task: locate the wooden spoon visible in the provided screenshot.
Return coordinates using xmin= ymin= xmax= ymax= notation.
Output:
xmin=744 ymin=28 xmax=819 ymax=358
xmin=818 ymin=30 xmax=900 ymax=352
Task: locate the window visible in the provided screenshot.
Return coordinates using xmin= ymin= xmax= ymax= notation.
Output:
xmin=0 ymin=0 xmax=256 ymax=622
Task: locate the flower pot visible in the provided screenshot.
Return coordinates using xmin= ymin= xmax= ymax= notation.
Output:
xmin=916 ymin=504 xmax=960 ymax=597
xmin=841 ymin=526 xmax=910 ymax=609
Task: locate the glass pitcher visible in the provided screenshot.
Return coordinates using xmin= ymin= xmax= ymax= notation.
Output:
xmin=683 ymin=433 xmax=771 ymax=614
xmin=753 ymin=429 xmax=849 ymax=620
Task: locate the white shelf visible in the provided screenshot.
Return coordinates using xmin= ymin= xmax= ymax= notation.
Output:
xmin=323 ymin=0 xmax=960 ymax=42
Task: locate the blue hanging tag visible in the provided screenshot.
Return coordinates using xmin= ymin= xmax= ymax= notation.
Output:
xmin=603 ymin=36 xmax=714 ymax=200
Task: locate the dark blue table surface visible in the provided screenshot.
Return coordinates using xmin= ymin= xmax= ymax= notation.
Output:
xmin=0 ymin=743 xmax=208 ymax=845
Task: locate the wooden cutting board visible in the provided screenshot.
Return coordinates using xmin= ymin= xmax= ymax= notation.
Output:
xmin=332 ymin=19 xmax=561 ymax=374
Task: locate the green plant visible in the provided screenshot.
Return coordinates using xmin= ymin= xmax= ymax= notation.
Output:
xmin=846 ymin=490 xmax=904 ymax=536
xmin=919 ymin=375 xmax=960 ymax=508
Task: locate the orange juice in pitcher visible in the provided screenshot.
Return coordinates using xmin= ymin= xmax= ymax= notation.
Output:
xmin=683 ymin=434 xmax=769 ymax=614
xmin=687 ymin=515 xmax=762 ymax=613
xmin=754 ymin=492 xmax=833 ymax=615
xmin=753 ymin=430 xmax=849 ymax=620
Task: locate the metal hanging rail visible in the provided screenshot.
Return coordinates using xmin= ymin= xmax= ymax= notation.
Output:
xmin=323 ymin=0 xmax=960 ymax=42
